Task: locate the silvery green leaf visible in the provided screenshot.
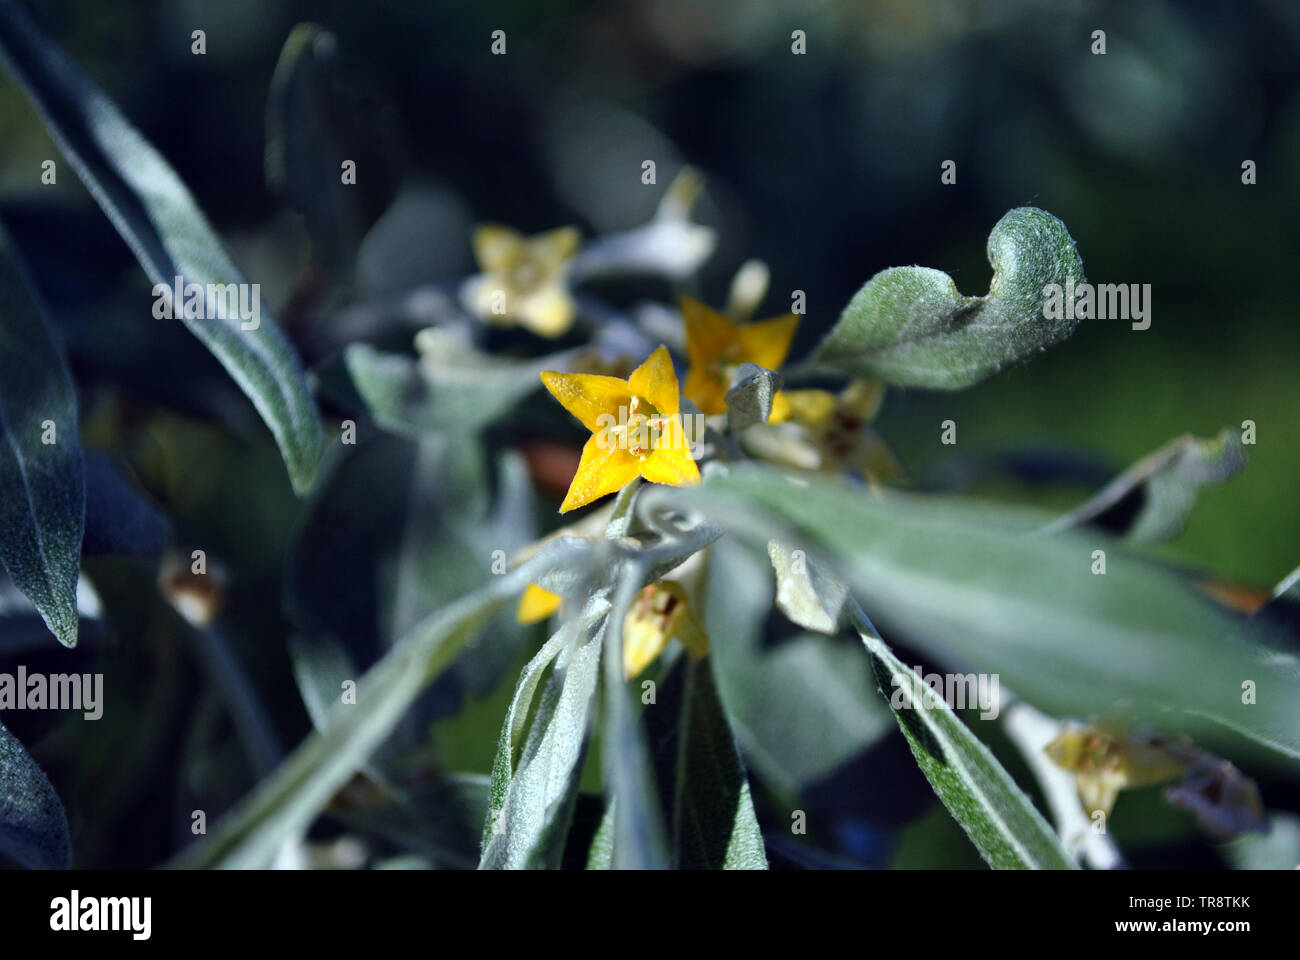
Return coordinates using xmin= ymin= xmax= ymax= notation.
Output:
xmin=172 ymin=537 xmax=596 ymax=868
xmin=1037 ymin=429 xmax=1246 ymax=543
xmin=852 ymin=609 xmax=1075 ymax=869
xmin=0 ymin=224 xmax=83 ymax=648
xmin=767 ymin=538 xmax=846 ymax=634
xmin=288 ymin=633 xmax=358 ymax=736
xmin=647 ymin=657 xmax=767 ymax=869
xmin=585 ymin=802 xmax=615 ymax=869
xmin=704 ymin=539 xmax=893 ymax=795
xmin=0 ymin=719 xmax=70 ymax=868
xmin=725 ymin=362 xmax=782 ymax=433
xmin=480 ymin=597 xmax=608 ymax=869
xmin=600 ymin=568 xmax=668 ymax=869
xmin=0 ymin=4 xmax=325 ymax=493
xmin=672 ymin=465 xmax=1300 ymax=767
xmin=344 ymin=335 xmax=576 ymax=436
xmin=0 ymin=574 xmax=104 ymax=657
xmin=811 ymin=207 xmax=1084 ymax=389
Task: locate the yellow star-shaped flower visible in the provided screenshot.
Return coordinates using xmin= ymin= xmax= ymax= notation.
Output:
xmin=517 ymin=580 xmax=708 ymax=680
xmin=540 ymin=345 xmax=700 ymax=513
xmin=680 ymin=296 xmax=799 ymax=421
xmin=467 ymin=224 xmax=580 ymax=337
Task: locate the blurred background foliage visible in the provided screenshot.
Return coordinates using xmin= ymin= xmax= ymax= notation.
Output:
xmin=1 ymin=0 xmax=1297 ymax=868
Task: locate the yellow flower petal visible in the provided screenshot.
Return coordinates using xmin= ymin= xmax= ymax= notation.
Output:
xmin=639 ymin=419 xmax=701 ymax=487
xmin=621 ymin=581 xmax=709 ymax=678
xmin=736 ymin=313 xmax=799 ymax=371
xmin=472 ymin=224 xmax=524 ymax=273
xmin=560 ymin=434 xmax=641 ymax=512
xmin=680 ymin=296 xmax=737 ymax=366
xmin=682 ymin=365 xmax=728 ymax=416
xmin=527 ymin=226 xmax=581 ymax=270
xmin=768 ymin=390 xmax=792 ymax=424
xmin=784 ymin=389 xmax=837 ymax=428
xmin=517 ymin=584 xmax=562 ymax=624
xmin=539 ymin=371 xmax=630 ymax=432
xmin=627 ymin=345 xmax=680 ymax=416
xmin=517 ymin=282 xmax=576 ymax=338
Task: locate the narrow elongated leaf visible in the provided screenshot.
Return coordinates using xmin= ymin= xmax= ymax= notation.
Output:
xmin=0 ymin=224 xmax=83 ymax=647
xmin=1037 ymin=429 xmax=1246 ymax=542
xmin=480 ymin=599 xmax=607 ymax=869
xmin=600 ymin=569 xmax=668 ymax=869
xmin=810 ymin=207 xmax=1084 ymax=389
xmin=853 ymin=610 xmax=1074 ymax=869
xmin=0 ymin=719 xmax=70 ymax=868
xmin=171 ymin=538 xmax=593 ymax=868
xmin=652 ymin=657 xmax=767 ymax=869
xmin=0 ymin=3 xmax=325 ymax=493
xmin=266 ymin=23 xmax=363 ymax=279
xmin=671 ymin=465 xmax=1300 ymax=766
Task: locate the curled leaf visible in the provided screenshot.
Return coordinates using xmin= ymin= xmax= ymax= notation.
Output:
xmin=811 ymin=207 xmax=1084 ymax=389
xmin=1036 ymin=429 xmax=1246 ymax=543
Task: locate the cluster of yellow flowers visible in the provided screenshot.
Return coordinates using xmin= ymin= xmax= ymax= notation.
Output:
xmin=468 ymin=220 xmax=891 ymax=678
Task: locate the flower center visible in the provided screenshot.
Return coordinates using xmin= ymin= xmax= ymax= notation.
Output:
xmin=605 ymin=394 xmax=670 ymax=458
xmin=509 ymin=259 xmax=543 ymax=293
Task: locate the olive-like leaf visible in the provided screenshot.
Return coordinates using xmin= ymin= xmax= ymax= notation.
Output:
xmin=671 ymin=465 xmax=1300 ymax=766
xmin=1036 ymin=429 xmax=1246 ymax=543
xmin=852 ymin=608 xmax=1075 ymax=869
xmin=599 ymin=569 xmax=669 ymax=869
xmin=171 ymin=537 xmax=594 ymax=868
xmin=0 ymin=224 xmax=83 ymax=647
xmin=480 ymin=599 xmax=607 ymax=869
xmin=647 ymin=656 xmax=767 ymax=869
xmin=811 ymin=207 xmax=1084 ymax=389
xmin=0 ymin=3 xmax=325 ymax=493
xmin=0 ymin=719 xmax=70 ymax=868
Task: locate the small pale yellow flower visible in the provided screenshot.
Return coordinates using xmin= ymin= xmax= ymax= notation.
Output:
xmin=467 ymin=224 xmax=580 ymax=337
xmin=540 ymin=345 xmax=700 ymax=513
xmin=516 ymin=580 xmax=708 ymax=680
xmin=1045 ymin=725 xmax=1193 ymax=818
xmin=746 ymin=378 xmax=904 ymax=481
xmin=622 ymin=580 xmax=708 ymax=678
xmin=680 ymin=296 xmax=799 ymax=420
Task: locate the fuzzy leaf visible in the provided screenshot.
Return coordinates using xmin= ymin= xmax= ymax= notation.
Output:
xmin=812 ymin=207 xmax=1084 ymax=389
xmin=480 ymin=600 xmax=607 ymax=869
xmin=1037 ymin=429 xmax=1246 ymax=543
xmin=0 ymin=3 xmax=325 ymax=493
xmin=647 ymin=657 xmax=767 ymax=869
xmin=0 ymin=224 xmax=83 ymax=647
xmin=725 ymin=362 xmax=782 ymax=433
xmin=344 ymin=336 xmax=575 ymax=437
xmin=672 ymin=465 xmax=1300 ymax=767
xmin=854 ymin=611 xmax=1074 ymax=869
xmin=0 ymin=719 xmax=70 ymax=868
